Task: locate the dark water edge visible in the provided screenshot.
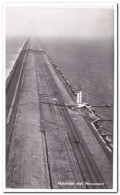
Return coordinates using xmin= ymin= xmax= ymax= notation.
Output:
xmin=6 ymin=36 xmax=114 ymax=134
xmin=6 ymin=36 xmax=27 ymax=78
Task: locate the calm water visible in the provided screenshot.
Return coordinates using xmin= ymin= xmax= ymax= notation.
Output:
xmin=6 ymin=37 xmax=114 ymax=133
xmin=6 ymin=36 xmax=26 ymax=79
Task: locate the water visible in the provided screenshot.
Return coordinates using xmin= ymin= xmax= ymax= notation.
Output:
xmin=6 ymin=37 xmax=114 ymax=134
xmin=6 ymin=36 xmax=26 ymax=79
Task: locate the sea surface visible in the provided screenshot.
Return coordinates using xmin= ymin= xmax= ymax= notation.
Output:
xmin=6 ymin=37 xmax=114 ymax=134
xmin=6 ymin=36 xmax=26 ymax=79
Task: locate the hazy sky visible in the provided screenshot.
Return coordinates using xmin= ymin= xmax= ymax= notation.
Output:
xmin=6 ymin=8 xmax=114 ymax=38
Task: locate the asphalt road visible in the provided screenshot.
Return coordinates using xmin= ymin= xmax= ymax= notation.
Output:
xmin=6 ymin=38 xmax=113 ymax=189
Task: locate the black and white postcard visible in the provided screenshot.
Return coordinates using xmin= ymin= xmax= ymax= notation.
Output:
xmin=2 ymin=2 xmax=118 ymax=193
